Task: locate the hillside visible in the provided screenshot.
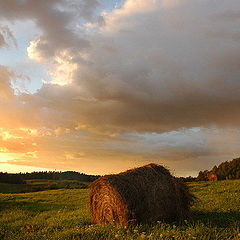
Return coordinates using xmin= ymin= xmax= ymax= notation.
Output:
xmin=0 ymin=171 xmax=100 ymax=193
xmin=0 ymin=171 xmax=99 ymax=183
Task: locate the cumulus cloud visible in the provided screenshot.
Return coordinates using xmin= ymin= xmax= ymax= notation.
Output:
xmin=0 ymin=0 xmax=92 ymax=60
xmin=18 ymin=0 xmax=240 ymax=134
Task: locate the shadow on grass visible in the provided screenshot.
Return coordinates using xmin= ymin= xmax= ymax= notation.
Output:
xmin=1 ymin=197 xmax=239 ymax=229
xmin=0 ymin=199 xmax=66 ymax=213
xmin=139 ymin=210 xmax=240 ymax=230
xmin=190 ymin=210 xmax=240 ymax=227
xmin=0 ymin=197 xmax=91 ymax=226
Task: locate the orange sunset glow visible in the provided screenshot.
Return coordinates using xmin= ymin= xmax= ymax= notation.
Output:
xmin=1 ymin=0 xmax=240 ymax=177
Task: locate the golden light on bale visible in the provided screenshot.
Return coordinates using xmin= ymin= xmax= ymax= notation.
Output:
xmin=89 ymin=163 xmax=194 ymax=226
xmin=208 ymin=172 xmax=218 ymax=181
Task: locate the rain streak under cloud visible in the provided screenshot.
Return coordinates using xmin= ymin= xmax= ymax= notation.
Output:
xmin=0 ymin=0 xmax=240 ymax=176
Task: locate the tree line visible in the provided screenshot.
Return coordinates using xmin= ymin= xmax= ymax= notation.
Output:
xmin=197 ymin=157 xmax=240 ymax=181
xmin=0 ymin=171 xmax=99 ymax=184
xmin=1 ymin=157 xmax=239 ymax=184
xmin=0 ymin=173 xmax=25 ymax=184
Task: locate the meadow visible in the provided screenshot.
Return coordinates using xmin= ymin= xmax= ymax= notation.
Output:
xmin=0 ymin=179 xmax=88 ymax=194
xmin=0 ymin=180 xmax=240 ymax=239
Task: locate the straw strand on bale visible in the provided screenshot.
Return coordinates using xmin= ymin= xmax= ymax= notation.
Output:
xmin=89 ymin=163 xmax=194 ymax=226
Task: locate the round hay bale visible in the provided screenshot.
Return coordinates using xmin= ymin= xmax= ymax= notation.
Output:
xmin=89 ymin=163 xmax=194 ymax=226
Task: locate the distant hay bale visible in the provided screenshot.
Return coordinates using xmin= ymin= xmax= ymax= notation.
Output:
xmin=89 ymin=163 xmax=194 ymax=226
xmin=208 ymin=172 xmax=218 ymax=181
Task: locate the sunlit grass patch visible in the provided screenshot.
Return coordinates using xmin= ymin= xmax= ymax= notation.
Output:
xmin=0 ymin=181 xmax=240 ymax=239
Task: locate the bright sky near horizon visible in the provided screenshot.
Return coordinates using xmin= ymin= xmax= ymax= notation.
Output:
xmin=0 ymin=0 xmax=240 ymax=176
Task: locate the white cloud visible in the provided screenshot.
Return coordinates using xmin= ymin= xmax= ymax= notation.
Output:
xmin=49 ymin=51 xmax=78 ymax=86
xmin=27 ymin=39 xmax=45 ymax=62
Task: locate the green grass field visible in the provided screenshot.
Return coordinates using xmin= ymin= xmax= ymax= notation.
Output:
xmin=0 ymin=179 xmax=88 ymax=194
xmin=0 ymin=180 xmax=240 ymax=239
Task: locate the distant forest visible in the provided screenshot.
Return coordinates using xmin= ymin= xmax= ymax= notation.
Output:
xmin=197 ymin=157 xmax=240 ymax=181
xmin=0 ymin=171 xmax=99 ymax=184
xmin=1 ymin=157 xmax=240 ymax=184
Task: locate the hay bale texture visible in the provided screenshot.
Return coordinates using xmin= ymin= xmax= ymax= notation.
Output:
xmin=90 ymin=163 xmax=194 ymax=226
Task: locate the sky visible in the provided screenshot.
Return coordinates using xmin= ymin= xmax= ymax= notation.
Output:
xmin=0 ymin=0 xmax=240 ymax=176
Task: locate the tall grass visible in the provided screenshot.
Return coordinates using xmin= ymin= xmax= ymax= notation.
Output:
xmin=0 ymin=180 xmax=240 ymax=239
